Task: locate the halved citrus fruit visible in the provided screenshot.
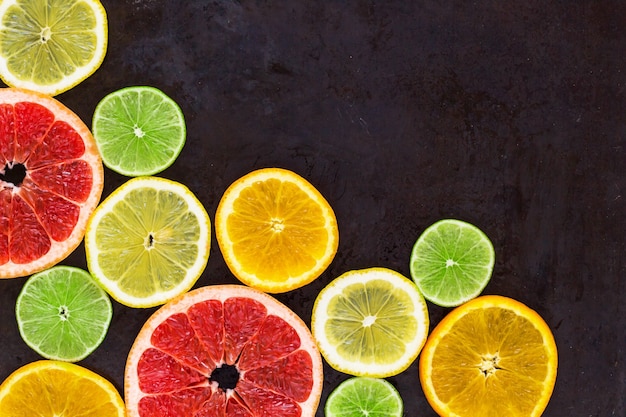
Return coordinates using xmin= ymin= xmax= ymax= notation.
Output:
xmin=0 ymin=360 xmax=125 ymax=417
xmin=92 ymin=86 xmax=187 ymax=176
xmin=419 ymin=295 xmax=558 ymax=417
xmin=125 ymin=284 xmax=324 ymax=417
xmin=311 ymin=267 xmax=429 ymax=378
xmin=16 ymin=265 xmax=112 ymax=362
xmin=215 ymin=167 xmax=339 ymax=293
xmin=0 ymin=0 xmax=108 ymax=96
xmin=410 ymin=219 xmax=495 ymax=307
xmin=325 ymin=377 xmax=403 ymax=417
xmin=0 ymin=88 xmax=103 ymax=279
xmin=85 ymin=176 xmax=211 ymax=308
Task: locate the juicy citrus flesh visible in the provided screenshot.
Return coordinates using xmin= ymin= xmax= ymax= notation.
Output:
xmin=325 ymin=377 xmax=403 ymax=417
xmin=0 ymin=0 xmax=108 ymax=96
xmin=312 ymin=267 xmax=429 ymax=378
xmin=0 ymin=88 xmax=103 ymax=279
xmin=125 ymin=284 xmax=323 ymax=417
xmin=92 ymin=86 xmax=186 ymax=176
xmin=216 ymin=167 xmax=339 ymax=293
xmin=0 ymin=360 xmax=125 ymax=417
xmin=410 ymin=219 xmax=495 ymax=307
xmin=419 ymin=295 xmax=558 ymax=417
xmin=15 ymin=265 xmax=112 ymax=362
xmin=85 ymin=176 xmax=210 ymax=308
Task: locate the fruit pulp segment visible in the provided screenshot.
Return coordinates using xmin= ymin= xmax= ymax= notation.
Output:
xmin=227 ymin=178 xmax=329 ymax=281
xmin=94 ymin=187 xmax=201 ymax=297
xmin=325 ymin=279 xmax=418 ymax=364
xmin=430 ymin=307 xmax=551 ymax=415
xmin=0 ymin=102 xmax=92 ymax=265
xmin=0 ymin=367 xmax=119 ymax=416
xmin=1 ymin=1 xmax=99 ymax=85
xmin=136 ymin=297 xmax=314 ymax=416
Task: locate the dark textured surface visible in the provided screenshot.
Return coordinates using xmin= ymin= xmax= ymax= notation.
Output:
xmin=1 ymin=1 xmax=625 ymax=415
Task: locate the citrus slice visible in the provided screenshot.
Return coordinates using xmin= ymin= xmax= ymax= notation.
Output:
xmin=419 ymin=295 xmax=558 ymax=417
xmin=15 ymin=265 xmax=112 ymax=362
xmin=0 ymin=0 xmax=108 ymax=96
xmin=0 ymin=360 xmax=124 ymax=417
xmin=409 ymin=219 xmax=495 ymax=307
xmin=311 ymin=267 xmax=429 ymax=378
xmin=215 ymin=167 xmax=339 ymax=293
xmin=124 ymin=284 xmax=324 ymax=417
xmin=92 ymin=86 xmax=186 ymax=176
xmin=85 ymin=176 xmax=210 ymax=308
xmin=325 ymin=377 xmax=403 ymax=417
xmin=0 ymin=88 xmax=103 ymax=279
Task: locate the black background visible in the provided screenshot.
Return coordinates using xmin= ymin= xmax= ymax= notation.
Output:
xmin=1 ymin=1 xmax=624 ymax=416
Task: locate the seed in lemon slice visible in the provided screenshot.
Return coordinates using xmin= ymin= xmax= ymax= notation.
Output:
xmin=410 ymin=219 xmax=495 ymax=307
xmin=16 ymin=265 xmax=112 ymax=362
xmin=325 ymin=377 xmax=403 ymax=417
xmin=0 ymin=360 xmax=125 ymax=417
xmin=419 ymin=295 xmax=558 ymax=417
xmin=215 ymin=167 xmax=339 ymax=293
xmin=311 ymin=267 xmax=429 ymax=378
xmin=92 ymin=86 xmax=186 ymax=176
xmin=0 ymin=88 xmax=104 ymax=279
xmin=0 ymin=0 xmax=108 ymax=96
xmin=85 ymin=176 xmax=211 ymax=308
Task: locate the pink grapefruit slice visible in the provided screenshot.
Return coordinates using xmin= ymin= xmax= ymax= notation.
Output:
xmin=0 ymin=88 xmax=103 ymax=278
xmin=125 ymin=284 xmax=324 ymax=417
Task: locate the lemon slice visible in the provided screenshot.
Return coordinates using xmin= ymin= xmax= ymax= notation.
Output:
xmin=0 ymin=0 xmax=108 ymax=96
xmin=85 ymin=176 xmax=211 ymax=308
xmin=0 ymin=360 xmax=124 ymax=417
xmin=215 ymin=167 xmax=339 ymax=293
xmin=311 ymin=267 xmax=429 ymax=378
xmin=419 ymin=295 xmax=558 ymax=417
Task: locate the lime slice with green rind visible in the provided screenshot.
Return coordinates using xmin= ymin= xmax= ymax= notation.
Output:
xmin=325 ymin=377 xmax=403 ymax=417
xmin=15 ymin=266 xmax=112 ymax=362
xmin=92 ymin=86 xmax=186 ymax=176
xmin=409 ymin=219 xmax=495 ymax=307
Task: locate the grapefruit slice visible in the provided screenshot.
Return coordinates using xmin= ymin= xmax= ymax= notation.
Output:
xmin=125 ymin=284 xmax=324 ymax=417
xmin=0 ymin=88 xmax=103 ymax=278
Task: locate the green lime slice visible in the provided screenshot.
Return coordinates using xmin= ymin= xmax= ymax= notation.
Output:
xmin=92 ymin=86 xmax=186 ymax=176
xmin=409 ymin=219 xmax=495 ymax=307
xmin=15 ymin=265 xmax=113 ymax=362
xmin=325 ymin=377 xmax=403 ymax=417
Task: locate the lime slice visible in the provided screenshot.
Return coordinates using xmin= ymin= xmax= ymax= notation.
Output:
xmin=92 ymin=86 xmax=186 ymax=176
xmin=0 ymin=0 xmax=108 ymax=96
xmin=15 ymin=266 xmax=112 ymax=362
xmin=325 ymin=377 xmax=403 ymax=417
xmin=85 ymin=176 xmax=211 ymax=308
xmin=311 ymin=267 xmax=429 ymax=378
xmin=409 ymin=219 xmax=495 ymax=307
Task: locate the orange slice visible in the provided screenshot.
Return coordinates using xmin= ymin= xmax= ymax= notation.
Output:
xmin=215 ymin=168 xmax=339 ymax=293
xmin=0 ymin=360 xmax=125 ymax=416
xmin=125 ymin=284 xmax=324 ymax=417
xmin=419 ymin=295 xmax=558 ymax=417
xmin=0 ymin=88 xmax=103 ymax=278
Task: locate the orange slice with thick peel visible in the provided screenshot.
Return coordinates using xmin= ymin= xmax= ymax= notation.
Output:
xmin=419 ymin=295 xmax=558 ymax=417
xmin=215 ymin=168 xmax=339 ymax=293
xmin=0 ymin=88 xmax=103 ymax=278
xmin=125 ymin=284 xmax=323 ymax=417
